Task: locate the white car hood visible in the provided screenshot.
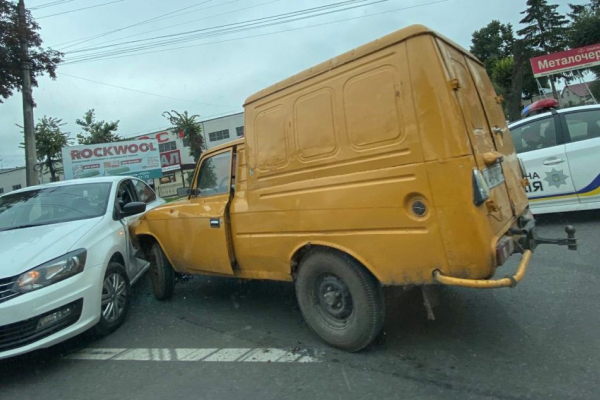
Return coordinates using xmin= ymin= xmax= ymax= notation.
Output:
xmin=0 ymin=218 xmax=102 ymax=278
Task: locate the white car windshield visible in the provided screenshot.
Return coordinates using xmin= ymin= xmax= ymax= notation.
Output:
xmin=0 ymin=183 xmax=112 ymax=232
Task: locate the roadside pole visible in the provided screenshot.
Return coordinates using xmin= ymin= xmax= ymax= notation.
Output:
xmin=18 ymin=0 xmax=39 ymax=187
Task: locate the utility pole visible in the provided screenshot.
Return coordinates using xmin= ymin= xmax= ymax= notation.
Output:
xmin=18 ymin=0 xmax=38 ymax=187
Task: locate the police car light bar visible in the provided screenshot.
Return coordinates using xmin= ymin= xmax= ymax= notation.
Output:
xmin=522 ymin=98 xmax=559 ymax=117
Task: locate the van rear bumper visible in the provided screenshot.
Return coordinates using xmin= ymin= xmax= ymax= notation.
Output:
xmin=433 ymin=250 xmax=532 ymax=289
xmin=433 ymin=211 xmax=577 ymax=289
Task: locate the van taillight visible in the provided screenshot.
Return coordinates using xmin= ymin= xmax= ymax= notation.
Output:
xmin=473 ymin=169 xmax=490 ymax=206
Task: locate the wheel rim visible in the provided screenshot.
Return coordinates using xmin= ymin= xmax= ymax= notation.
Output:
xmin=314 ymin=274 xmax=353 ymax=325
xmin=101 ymin=273 xmax=127 ymax=323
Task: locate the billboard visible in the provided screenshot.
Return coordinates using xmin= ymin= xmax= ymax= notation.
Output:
xmin=530 ymin=44 xmax=600 ymax=77
xmin=161 ymin=149 xmax=182 ymax=172
xmin=62 ymin=140 xmax=163 ymax=180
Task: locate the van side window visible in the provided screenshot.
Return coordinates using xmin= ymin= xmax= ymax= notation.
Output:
xmin=564 ymin=110 xmax=600 ymax=143
xmin=196 ymin=152 xmax=232 ymax=197
xmin=510 ymin=117 xmax=557 ymax=153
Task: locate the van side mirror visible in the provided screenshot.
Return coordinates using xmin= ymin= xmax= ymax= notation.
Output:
xmin=177 ymin=187 xmax=191 ymax=197
xmin=120 ymin=202 xmax=146 ymax=218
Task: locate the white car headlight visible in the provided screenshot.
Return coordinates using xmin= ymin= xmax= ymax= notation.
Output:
xmin=12 ymin=249 xmax=87 ymax=294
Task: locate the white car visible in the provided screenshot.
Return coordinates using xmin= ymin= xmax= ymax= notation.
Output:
xmin=0 ymin=176 xmax=165 ymax=359
xmin=509 ymin=104 xmax=600 ymax=214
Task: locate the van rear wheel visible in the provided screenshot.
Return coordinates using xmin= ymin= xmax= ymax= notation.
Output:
xmin=149 ymin=243 xmax=175 ymax=301
xmin=295 ymin=249 xmax=384 ymax=352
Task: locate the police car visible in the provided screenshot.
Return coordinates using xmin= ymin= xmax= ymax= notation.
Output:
xmin=509 ymin=102 xmax=600 ymax=214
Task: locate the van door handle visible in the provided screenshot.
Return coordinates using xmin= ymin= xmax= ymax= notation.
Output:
xmin=210 ymin=218 xmax=221 ymax=228
xmin=542 ymin=157 xmax=565 ymax=166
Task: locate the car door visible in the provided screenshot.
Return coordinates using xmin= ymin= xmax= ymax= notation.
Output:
xmin=562 ymin=108 xmax=600 ymax=205
xmin=115 ymin=179 xmax=143 ymax=279
xmin=510 ymin=114 xmax=578 ymax=210
xmin=127 ymin=179 xmax=164 ymax=278
xmin=172 ymin=149 xmax=235 ymax=275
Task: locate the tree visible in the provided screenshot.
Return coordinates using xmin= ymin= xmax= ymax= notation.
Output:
xmin=76 ymin=109 xmax=121 ymax=144
xmin=34 ymin=116 xmax=71 ymax=181
xmin=470 ymin=20 xmax=514 ymax=73
xmin=518 ymin=0 xmax=569 ymax=99
xmin=590 ymin=80 xmax=600 ymax=101
xmin=0 ymin=1 xmax=62 ymax=103
xmin=162 ymin=110 xmax=205 ymax=162
xmin=568 ymin=1 xmax=600 ymax=78
xmin=470 ymin=21 xmax=546 ymax=120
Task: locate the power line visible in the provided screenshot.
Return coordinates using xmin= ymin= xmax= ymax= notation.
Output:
xmin=55 ymin=0 xmax=217 ymax=50
xmin=60 ymin=72 xmax=238 ymax=108
xmin=68 ymin=0 xmax=370 ymax=54
xmin=37 ymin=0 xmax=124 ymax=20
xmin=30 ymin=0 xmax=74 ymax=11
xmin=63 ymin=0 xmax=380 ymax=62
xmin=65 ymin=0 xmax=277 ymax=51
xmin=62 ymin=0 xmax=449 ymax=66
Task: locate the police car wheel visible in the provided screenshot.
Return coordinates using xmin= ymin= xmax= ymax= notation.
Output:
xmin=295 ymin=249 xmax=384 ymax=352
xmin=150 ymin=243 xmax=175 ymax=301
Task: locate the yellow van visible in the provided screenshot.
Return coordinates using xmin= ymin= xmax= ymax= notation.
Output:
xmin=131 ymin=25 xmax=576 ymax=352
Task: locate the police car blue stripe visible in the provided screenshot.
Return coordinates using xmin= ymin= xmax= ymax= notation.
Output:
xmin=529 ymin=172 xmax=600 ymax=200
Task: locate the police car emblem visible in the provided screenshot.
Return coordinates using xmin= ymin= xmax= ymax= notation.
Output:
xmin=544 ymin=168 xmax=569 ymax=189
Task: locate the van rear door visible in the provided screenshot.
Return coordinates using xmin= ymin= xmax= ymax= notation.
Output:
xmin=465 ymin=59 xmax=530 ymax=216
xmin=436 ymin=40 xmax=521 ymax=234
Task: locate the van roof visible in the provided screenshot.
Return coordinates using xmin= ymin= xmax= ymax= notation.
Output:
xmin=244 ymin=24 xmax=480 ymax=106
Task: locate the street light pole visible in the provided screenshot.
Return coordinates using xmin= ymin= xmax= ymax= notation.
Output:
xmin=17 ymin=0 xmax=38 ymax=187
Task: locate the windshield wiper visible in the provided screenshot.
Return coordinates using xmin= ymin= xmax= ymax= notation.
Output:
xmin=0 ymin=223 xmax=49 ymax=232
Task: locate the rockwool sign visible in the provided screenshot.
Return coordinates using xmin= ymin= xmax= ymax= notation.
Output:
xmin=62 ymin=140 xmax=163 ymax=180
xmin=530 ymin=43 xmax=600 ymax=78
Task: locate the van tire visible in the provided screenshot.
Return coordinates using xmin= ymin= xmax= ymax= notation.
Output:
xmin=149 ymin=243 xmax=175 ymax=301
xmin=295 ymin=249 xmax=384 ymax=352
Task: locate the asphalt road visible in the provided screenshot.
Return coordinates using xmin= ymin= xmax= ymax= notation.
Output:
xmin=1 ymin=211 xmax=598 ymax=400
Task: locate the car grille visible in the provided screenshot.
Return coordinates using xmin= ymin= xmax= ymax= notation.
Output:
xmin=0 ymin=276 xmax=20 ymax=304
xmin=0 ymin=299 xmax=83 ymax=353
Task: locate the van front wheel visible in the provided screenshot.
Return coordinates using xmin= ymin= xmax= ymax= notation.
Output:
xmin=295 ymin=250 xmax=384 ymax=352
xmin=149 ymin=243 xmax=175 ymax=301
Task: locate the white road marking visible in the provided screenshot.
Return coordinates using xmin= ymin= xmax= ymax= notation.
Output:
xmin=66 ymin=348 xmax=321 ymax=363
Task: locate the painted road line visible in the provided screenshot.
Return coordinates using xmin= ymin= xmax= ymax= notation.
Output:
xmin=66 ymin=348 xmax=322 ymax=363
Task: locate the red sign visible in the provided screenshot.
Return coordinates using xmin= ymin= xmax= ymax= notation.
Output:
xmin=160 ymin=149 xmax=181 ymax=168
xmin=530 ymin=44 xmax=600 ymax=77
xmin=136 ymin=131 xmax=171 ymax=143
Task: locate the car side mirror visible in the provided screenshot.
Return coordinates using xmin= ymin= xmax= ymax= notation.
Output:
xmin=120 ymin=202 xmax=146 ymax=218
xmin=176 ymin=187 xmax=191 ymax=197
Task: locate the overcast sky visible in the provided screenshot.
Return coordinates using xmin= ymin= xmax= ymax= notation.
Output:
xmin=0 ymin=0 xmax=580 ymax=168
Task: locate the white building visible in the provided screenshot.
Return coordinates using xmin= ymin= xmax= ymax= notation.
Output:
xmin=0 ymin=168 xmax=26 ymax=195
xmin=0 ymin=167 xmax=55 ymax=195
xmin=131 ymin=112 xmax=244 ymax=197
xmin=1 ymin=112 xmax=244 ymax=198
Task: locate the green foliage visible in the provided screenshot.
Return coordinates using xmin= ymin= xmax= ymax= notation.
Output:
xmin=162 ymin=110 xmax=205 ymax=162
xmin=76 ymin=109 xmax=121 ymax=144
xmin=518 ymin=0 xmax=569 ymax=53
xmin=568 ymin=1 xmax=600 ymax=78
xmin=0 ymin=1 xmax=63 ymax=103
xmin=470 ymin=20 xmax=514 ymax=72
xmin=590 ymin=80 xmax=600 ymax=101
xmin=34 ymin=116 xmax=71 ymax=181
